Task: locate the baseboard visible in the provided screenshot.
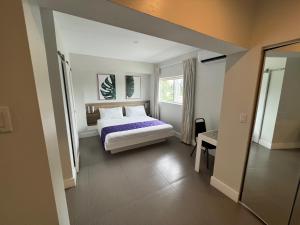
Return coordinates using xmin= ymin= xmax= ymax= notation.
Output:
xmin=271 ymin=142 xmax=300 ymax=149
xmin=174 ymin=131 xmax=182 ymax=139
xmin=258 ymin=138 xmax=272 ymax=149
xmin=75 ymin=150 xmax=80 ymax=173
xmin=79 ymin=129 xmax=98 ymax=138
xmin=210 ymin=176 xmax=239 ymax=203
xmin=252 ymin=136 xmax=259 ymax=143
xmin=64 ymin=176 xmax=77 ymax=189
xmin=258 ymin=138 xmax=300 ymax=149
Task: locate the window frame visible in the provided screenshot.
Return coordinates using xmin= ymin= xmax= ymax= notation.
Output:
xmin=159 ymin=75 xmax=184 ymax=105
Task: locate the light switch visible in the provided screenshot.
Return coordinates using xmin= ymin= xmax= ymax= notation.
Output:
xmin=240 ymin=113 xmax=247 ymax=123
xmin=0 ymin=106 xmax=13 ymax=133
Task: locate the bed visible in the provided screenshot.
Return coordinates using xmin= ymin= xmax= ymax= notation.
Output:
xmin=97 ymin=115 xmax=174 ymax=154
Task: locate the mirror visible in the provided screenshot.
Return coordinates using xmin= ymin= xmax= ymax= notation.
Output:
xmin=241 ymin=43 xmax=300 ymax=225
xmin=289 ymin=180 xmax=300 ymax=225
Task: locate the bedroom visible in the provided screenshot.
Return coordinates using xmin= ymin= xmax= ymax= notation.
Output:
xmin=50 ymin=12 xmax=226 ymax=161
xmin=5 ymin=1 xmax=300 ymax=225
xmin=49 ymin=11 xmax=230 ymax=224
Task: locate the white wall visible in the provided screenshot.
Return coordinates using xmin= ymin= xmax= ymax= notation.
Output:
xmin=159 ymin=58 xmax=183 ymax=134
xmin=70 ymin=54 xmax=154 ymax=134
xmin=259 ymin=69 xmax=285 ymax=148
xmin=252 ymin=72 xmax=270 ymax=143
xmin=255 ymin=57 xmax=287 ymax=148
xmin=272 ymin=57 xmax=300 ymax=148
xmin=159 ymin=102 xmax=182 ymax=133
xmin=158 ymin=50 xmax=226 ymax=135
xmin=41 ymin=9 xmax=76 ymax=186
xmin=54 ymin=20 xmax=80 ymax=173
xmin=252 ymin=56 xmax=300 ymax=149
xmin=23 ymin=2 xmax=70 ymax=224
xmin=195 ymin=51 xmax=226 ymax=131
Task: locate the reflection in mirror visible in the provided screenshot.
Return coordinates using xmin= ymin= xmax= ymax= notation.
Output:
xmin=289 ymin=180 xmax=300 ymax=225
xmin=241 ymin=43 xmax=300 ymax=225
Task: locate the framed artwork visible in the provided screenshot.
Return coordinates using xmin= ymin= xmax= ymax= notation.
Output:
xmin=97 ymin=74 xmax=116 ymax=100
xmin=126 ymin=75 xmax=141 ymax=99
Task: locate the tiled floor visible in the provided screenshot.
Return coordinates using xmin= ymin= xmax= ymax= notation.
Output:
xmin=242 ymin=142 xmax=300 ymax=225
xmin=66 ymin=136 xmax=263 ymax=225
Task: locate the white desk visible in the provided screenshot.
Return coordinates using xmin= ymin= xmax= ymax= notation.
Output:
xmin=195 ymin=130 xmax=218 ymax=172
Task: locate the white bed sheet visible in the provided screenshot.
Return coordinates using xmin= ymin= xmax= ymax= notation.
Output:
xmin=97 ymin=116 xmax=174 ymax=151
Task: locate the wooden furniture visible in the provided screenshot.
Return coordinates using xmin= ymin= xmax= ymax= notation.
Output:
xmin=85 ymin=100 xmax=150 ymax=126
xmin=195 ymin=130 xmax=218 ymax=172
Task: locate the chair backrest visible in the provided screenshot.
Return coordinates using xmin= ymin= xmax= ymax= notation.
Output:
xmin=194 ymin=118 xmax=206 ymax=139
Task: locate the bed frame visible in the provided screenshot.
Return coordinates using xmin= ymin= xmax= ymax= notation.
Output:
xmin=86 ymin=100 xmax=174 ymax=154
xmin=110 ymin=138 xmax=167 ymax=154
xmin=86 ymin=100 xmax=150 ymax=126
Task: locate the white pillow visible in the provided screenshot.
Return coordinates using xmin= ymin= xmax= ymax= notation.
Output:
xmin=99 ymin=107 xmax=123 ymax=119
xmin=125 ymin=105 xmax=147 ymax=117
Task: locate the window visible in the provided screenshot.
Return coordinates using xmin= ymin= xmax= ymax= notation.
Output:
xmin=159 ymin=76 xmax=183 ymax=104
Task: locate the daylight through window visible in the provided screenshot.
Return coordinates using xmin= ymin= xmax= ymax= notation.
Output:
xmin=159 ymin=76 xmax=183 ymax=104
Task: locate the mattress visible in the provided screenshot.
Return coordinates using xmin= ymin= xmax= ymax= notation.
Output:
xmin=97 ymin=116 xmax=174 ymax=151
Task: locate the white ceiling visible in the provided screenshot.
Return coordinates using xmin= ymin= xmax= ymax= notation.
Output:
xmin=53 ymin=11 xmax=198 ymax=63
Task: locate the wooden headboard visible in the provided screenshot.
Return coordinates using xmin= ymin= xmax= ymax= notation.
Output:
xmin=85 ymin=100 xmax=151 ymax=126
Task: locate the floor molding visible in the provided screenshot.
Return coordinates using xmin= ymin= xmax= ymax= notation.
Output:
xmin=64 ymin=176 xmax=77 ymax=189
xmin=174 ymin=131 xmax=182 ymax=139
xmin=210 ymin=176 xmax=239 ymax=203
xmin=79 ymin=129 xmax=98 ymax=138
xmin=258 ymin=139 xmax=300 ymax=149
xmin=271 ymin=142 xmax=300 ymax=149
xmin=75 ymin=151 xmax=80 ymax=173
xmin=258 ymin=138 xmax=272 ymax=149
xmin=252 ymin=136 xmax=259 ymax=143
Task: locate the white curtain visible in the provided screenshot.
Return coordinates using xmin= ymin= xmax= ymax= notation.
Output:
xmin=181 ymin=58 xmax=196 ymax=144
xmin=153 ymin=64 xmax=160 ymax=119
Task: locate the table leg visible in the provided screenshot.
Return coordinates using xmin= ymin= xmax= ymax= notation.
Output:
xmin=195 ymin=138 xmax=203 ymax=172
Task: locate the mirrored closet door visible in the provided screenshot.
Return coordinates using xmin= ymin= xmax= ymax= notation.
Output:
xmin=241 ymin=42 xmax=300 ymax=225
xmin=289 ymin=180 xmax=300 ymax=225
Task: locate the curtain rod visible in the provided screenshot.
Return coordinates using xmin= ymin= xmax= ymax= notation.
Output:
xmin=201 ymin=55 xmax=226 ymax=63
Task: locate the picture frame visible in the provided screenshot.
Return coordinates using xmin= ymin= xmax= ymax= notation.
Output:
xmin=97 ymin=74 xmax=116 ymax=100
xmin=125 ymin=75 xmax=141 ymax=99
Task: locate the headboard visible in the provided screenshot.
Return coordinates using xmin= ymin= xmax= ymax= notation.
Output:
xmin=85 ymin=100 xmax=151 ymax=126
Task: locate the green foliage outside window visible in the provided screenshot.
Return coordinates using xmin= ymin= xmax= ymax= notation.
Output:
xmin=159 ymin=77 xmax=183 ymax=104
xmin=160 ymin=79 xmax=174 ymax=102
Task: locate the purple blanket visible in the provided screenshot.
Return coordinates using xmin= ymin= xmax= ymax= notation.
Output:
xmin=101 ymin=120 xmax=166 ymax=144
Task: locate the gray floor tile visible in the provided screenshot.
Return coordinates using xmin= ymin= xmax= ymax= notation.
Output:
xmin=242 ymin=142 xmax=300 ymax=225
xmin=66 ymin=136 xmax=263 ymax=225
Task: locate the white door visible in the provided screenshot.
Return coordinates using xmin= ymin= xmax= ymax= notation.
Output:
xmin=63 ymin=62 xmax=80 ymax=172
